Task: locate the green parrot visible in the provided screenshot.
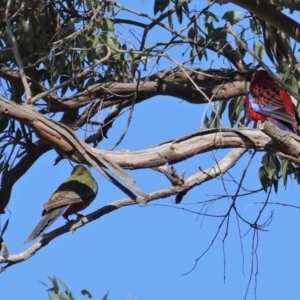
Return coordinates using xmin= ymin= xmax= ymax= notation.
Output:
xmin=25 ymin=165 xmax=98 ymax=243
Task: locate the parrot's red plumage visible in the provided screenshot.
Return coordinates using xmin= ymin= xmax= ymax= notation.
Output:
xmin=245 ymin=70 xmax=297 ymax=133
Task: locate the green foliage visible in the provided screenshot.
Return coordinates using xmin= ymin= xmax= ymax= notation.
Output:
xmin=253 ymin=40 xmax=265 ymax=61
xmin=286 ymin=75 xmax=299 ymax=93
xmin=235 ymin=28 xmax=247 ymax=58
xmin=228 ymin=96 xmax=244 ymax=127
xmin=102 ymin=19 xmax=115 ymax=39
xmin=154 ymin=0 xmax=170 ymax=15
xmin=222 ymin=11 xmax=241 ymax=25
xmin=249 ymin=18 xmax=261 ymax=36
xmin=204 ymin=11 xmax=219 ymax=23
xmin=281 ymin=158 xmax=293 ymax=187
xmin=204 ymin=101 xmax=226 ymax=128
xmin=258 ymin=154 xmax=296 ymax=192
xmin=259 ymin=153 xmax=280 ymax=193
xmin=42 ymin=277 xmax=108 ymax=300
xmin=43 ymin=277 xmax=75 ymax=300
xmin=0 ymin=0 xmax=131 ymax=96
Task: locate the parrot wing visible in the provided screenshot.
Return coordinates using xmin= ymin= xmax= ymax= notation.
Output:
xmin=24 ymin=205 xmax=70 ymax=243
xmin=249 ymin=81 xmax=296 ymax=125
xmin=43 ymin=194 xmax=84 ymax=211
xmin=42 ymin=180 xmax=97 ymax=211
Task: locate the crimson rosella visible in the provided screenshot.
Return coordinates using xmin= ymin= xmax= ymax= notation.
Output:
xmin=245 ymin=70 xmax=297 ymax=133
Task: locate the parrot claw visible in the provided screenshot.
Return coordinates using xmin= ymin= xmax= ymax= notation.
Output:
xmin=75 ymin=213 xmax=84 ymax=220
xmin=63 ymin=213 xmax=84 ymax=224
xmin=63 ymin=215 xmax=71 ymax=223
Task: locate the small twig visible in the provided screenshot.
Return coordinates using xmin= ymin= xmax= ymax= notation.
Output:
xmin=20 ymin=124 xmax=32 ymax=149
xmin=0 ymin=241 xmax=9 ymax=259
xmin=109 ymin=65 xmax=141 ymax=150
xmin=153 ymin=165 xmax=184 ymax=186
xmin=4 ymin=0 xmax=31 ymax=103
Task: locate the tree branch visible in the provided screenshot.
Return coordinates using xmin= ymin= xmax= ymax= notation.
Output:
xmin=2 ymin=91 xmax=300 ymax=211
xmin=0 ymin=96 xmax=149 ymax=211
xmin=46 ymin=80 xmax=249 ymax=112
xmin=217 ymin=0 xmax=300 ymax=44
xmin=0 ymin=148 xmax=246 ymax=272
xmin=216 ymin=0 xmax=300 ymax=12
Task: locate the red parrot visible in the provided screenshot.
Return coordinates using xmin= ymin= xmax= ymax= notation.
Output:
xmin=245 ymin=70 xmax=297 ymax=133
xmin=25 ymin=165 xmax=98 ymax=243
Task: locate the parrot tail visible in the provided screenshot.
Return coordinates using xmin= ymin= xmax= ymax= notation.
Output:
xmin=25 ymin=206 xmax=69 ymax=243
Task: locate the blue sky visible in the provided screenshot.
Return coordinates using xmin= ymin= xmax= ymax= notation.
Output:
xmin=1 ymin=1 xmax=300 ymax=299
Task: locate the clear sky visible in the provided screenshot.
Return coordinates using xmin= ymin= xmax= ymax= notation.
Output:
xmin=1 ymin=1 xmax=300 ymax=300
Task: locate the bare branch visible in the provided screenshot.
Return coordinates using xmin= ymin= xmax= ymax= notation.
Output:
xmin=0 ymin=148 xmax=246 ymax=271
xmin=0 ymin=96 xmax=149 ymax=210
xmin=2 ymin=90 xmax=300 ymax=212
xmin=46 ymin=80 xmax=249 ymax=112
xmin=257 ymin=121 xmax=300 ymax=160
xmin=0 ymin=66 xmax=61 ymax=105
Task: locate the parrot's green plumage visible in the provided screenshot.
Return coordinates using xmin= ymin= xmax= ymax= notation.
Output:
xmin=25 ymin=165 xmax=98 ymax=243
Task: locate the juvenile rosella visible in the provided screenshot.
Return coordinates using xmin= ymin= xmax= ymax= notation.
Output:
xmin=25 ymin=165 xmax=98 ymax=243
